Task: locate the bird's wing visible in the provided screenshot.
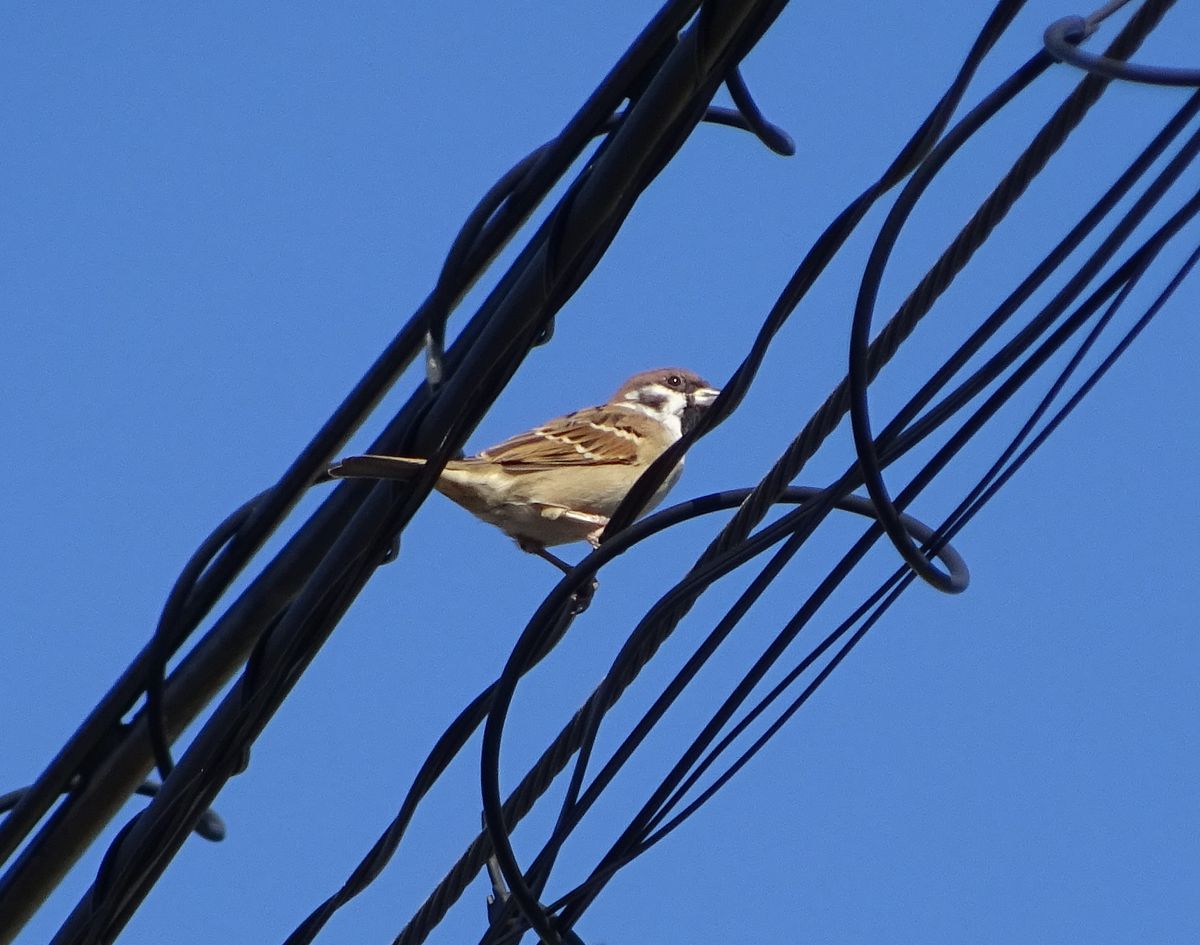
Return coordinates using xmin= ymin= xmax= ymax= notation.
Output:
xmin=473 ymin=405 xmax=643 ymax=471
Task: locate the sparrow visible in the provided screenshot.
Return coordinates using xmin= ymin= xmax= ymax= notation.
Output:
xmin=326 ymin=368 xmax=719 ymax=570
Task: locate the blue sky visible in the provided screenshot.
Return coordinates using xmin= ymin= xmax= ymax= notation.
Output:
xmin=3 ymin=3 xmax=1198 ymax=944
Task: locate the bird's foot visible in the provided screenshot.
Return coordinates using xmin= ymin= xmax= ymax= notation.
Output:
xmin=518 ymin=541 xmax=598 ymax=615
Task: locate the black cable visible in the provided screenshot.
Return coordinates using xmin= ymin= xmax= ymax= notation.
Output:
xmin=0 ymin=782 xmax=223 ymax=844
xmin=475 ymin=11 xmax=1190 ymax=940
xmin=1045 ymin=12 xmax=1200 ymax=86
xmin=34 ymin=3 xmax=803 ymax=944
xmin=603 ymin=0 xmax=1034 ymax=542
xmin=553 ymin=36 xmax=1058 ymax=895
xmin=506 ymin=197 xmax=1200 ymax=941
xmin=848 ymin=0 xmax=1175 ymax=590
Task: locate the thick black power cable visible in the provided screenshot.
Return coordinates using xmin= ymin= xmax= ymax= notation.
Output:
xmin=31 ymin=4 xmax=801 ymax=944
xmin=0 ymin=4 xmax=706 ymax=908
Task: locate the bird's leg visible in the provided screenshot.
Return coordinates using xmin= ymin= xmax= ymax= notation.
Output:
xmin=518 ymin=540 xmax=574 ymax=574
xmin=517 ymin=539 xmax=597 ymax=615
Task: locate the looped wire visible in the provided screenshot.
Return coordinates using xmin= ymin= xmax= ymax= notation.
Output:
xmin=1044 ymin=14 xmax=1200 ymax=87
xmin=422 ymin=91 xmax=794 ymax=389
xmin=724 ymin=65 xmax=795 ymax=155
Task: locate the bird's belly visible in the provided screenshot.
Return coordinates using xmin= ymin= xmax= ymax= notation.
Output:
xmin=436 ymin=460 xmax=684 ymax=547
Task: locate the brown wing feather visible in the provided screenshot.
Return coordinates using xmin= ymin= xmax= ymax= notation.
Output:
xmin=473 ymin=405 xmax=642 ymax=471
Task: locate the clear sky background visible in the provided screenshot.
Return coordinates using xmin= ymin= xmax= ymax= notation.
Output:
xmin=3 ymin=3 xmax=1198 ymax=944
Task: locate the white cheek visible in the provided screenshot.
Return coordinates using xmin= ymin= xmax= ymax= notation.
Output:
xmin=620 ymin=401 xmax=683 ymax=439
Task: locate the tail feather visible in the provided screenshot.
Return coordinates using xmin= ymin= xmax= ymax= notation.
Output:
xmin=327 ymin=454 xmax=428 ymax=480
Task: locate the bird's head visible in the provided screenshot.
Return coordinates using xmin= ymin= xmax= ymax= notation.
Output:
xmin=612 ymin=368 xmax=720 ymax=434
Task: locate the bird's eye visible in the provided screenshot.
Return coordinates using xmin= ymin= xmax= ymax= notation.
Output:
xmin=665 ymin=374 xmax=683 ymax=388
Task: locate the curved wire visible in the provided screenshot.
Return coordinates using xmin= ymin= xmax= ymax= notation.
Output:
xmin=520 ymin=209 xmax=1200 ymax=937
xmin=478 ymin=486 xmax=966 ymax=944
xmin=422 ymin=94 xmax=794 ymax=384
xmin=0 ymin=782 xmax=224 ymax=844
xmin=144 ymin=493 xmax=264 ymax=778
xmin=845 ymin=53 xmax=1053 ymax=593
xmin=724 ymin=64 xmax=796 ymax=155
xmin=847 ymin=0 xmax=1176 ymax=592
xmin=601 ymin=0 xmax=1033 ymax=545
xmin=1045 ymin=14 xmax=1200 ymax=87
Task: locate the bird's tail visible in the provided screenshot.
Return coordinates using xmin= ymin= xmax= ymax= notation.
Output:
xmin=326 ymin=454 xmax=428 ymax=480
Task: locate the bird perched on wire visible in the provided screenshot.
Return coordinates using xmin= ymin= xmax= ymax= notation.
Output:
xmin=326 ymin=368 xmax=719 ymax=571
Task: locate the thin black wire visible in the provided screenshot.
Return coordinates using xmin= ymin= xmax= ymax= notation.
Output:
xmin=725 ymin=64 xmax=796 ymax=155
xmin=557 ymin=34 xmax=1058 ymax=881
xmin=507 ymin=0 xmax=1044 ymax=902
xmin=143 ymin=493 xmax=263 ymax=777
xmin=848 ymin=0 xmax=1177 ymax=592
xmin=494 ymin=167 xmax=1200 ymax=945
xmin=479 ymin=4 xmax=1189 ymax=940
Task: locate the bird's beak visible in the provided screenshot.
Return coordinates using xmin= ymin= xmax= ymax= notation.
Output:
xmin=691 ymin=386 xmax=720 ymax=408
